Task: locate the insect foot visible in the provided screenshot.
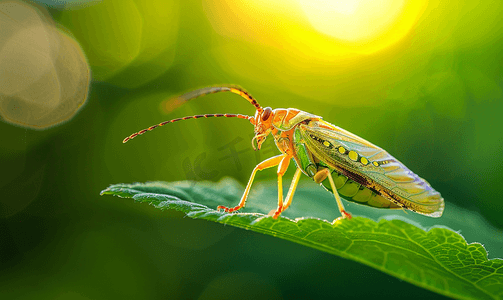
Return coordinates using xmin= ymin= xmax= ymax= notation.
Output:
xmin=341 ymin=210 xmax=352 ymax=219
xmin=332 ymin=210 xmax=352 ymax=224
xmin=217 ymin=205 xmax=242 ymax=213
xmin=268 ymin=207 xmax=284 ymax=219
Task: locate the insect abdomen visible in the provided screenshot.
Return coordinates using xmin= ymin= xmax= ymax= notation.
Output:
xmin=321 ymin=170 xmax=402 ymax=209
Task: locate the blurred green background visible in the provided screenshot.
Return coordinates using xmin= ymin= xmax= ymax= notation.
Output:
xmin=1 ymin=0 xmax=502 ymax=299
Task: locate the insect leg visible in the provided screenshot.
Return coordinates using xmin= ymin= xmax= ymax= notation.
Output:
xmin=217 ymin=154 xmax=286 ymax=213
xmin=272 ymin=155 xmax=292 ymax=219
xmin=282 ymin=168 xmax=302 ymax=211
xmin=315 ymin=168 xmax=352 ymax=220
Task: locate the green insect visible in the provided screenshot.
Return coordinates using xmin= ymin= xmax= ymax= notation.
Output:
xmin=123 ymin=85 xmax=444 ymax=220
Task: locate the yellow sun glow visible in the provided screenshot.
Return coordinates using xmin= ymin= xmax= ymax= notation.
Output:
xmin=298 ymin=0 xmax=425 ymax=53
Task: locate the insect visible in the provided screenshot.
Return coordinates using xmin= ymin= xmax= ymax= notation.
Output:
xmin=123 ymin=85 xmax=444 ymax=220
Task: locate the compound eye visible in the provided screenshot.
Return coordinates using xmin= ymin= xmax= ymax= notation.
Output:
xmin=261 ymin=107 xmax=272 ymax=121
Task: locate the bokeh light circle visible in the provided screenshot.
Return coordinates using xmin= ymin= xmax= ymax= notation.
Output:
xmin=0 ymin=1 xmax=90 ymax=129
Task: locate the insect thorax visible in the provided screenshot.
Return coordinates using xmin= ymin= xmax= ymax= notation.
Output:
xmin=271 ymin=108 xmax=321 ymax=131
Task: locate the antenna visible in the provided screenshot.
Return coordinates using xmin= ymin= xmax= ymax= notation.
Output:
xmin=123 ymin=113 xmax=251 ymax=143
xmin=123 ymin=85 xmax=261 ymax=143
xmin=172 ymin=85 xmax=263 ymax=112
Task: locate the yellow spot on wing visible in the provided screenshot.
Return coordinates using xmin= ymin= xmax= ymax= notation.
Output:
xmin=338 ymin=147 xmax=346 ymax=154
xmin=361 ymin=157 xmax=369 ymax=165
xmin=348 ymin=151 xmax=358 ymax=161
xmin=323 ymin=141 xmax=330 ymax=147
xmin=372 ymin=161 xmax=379 ymax=167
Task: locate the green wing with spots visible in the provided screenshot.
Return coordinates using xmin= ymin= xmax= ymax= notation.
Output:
xmin=298 ymin=120 xmax=444 ymax=217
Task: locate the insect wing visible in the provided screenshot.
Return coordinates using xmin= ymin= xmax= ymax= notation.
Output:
xmin=299 ymin=120 xmax=444 ymax=217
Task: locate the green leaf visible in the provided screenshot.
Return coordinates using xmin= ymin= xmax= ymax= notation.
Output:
xmin=101 ymin=178 xmax=503 ymax=300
